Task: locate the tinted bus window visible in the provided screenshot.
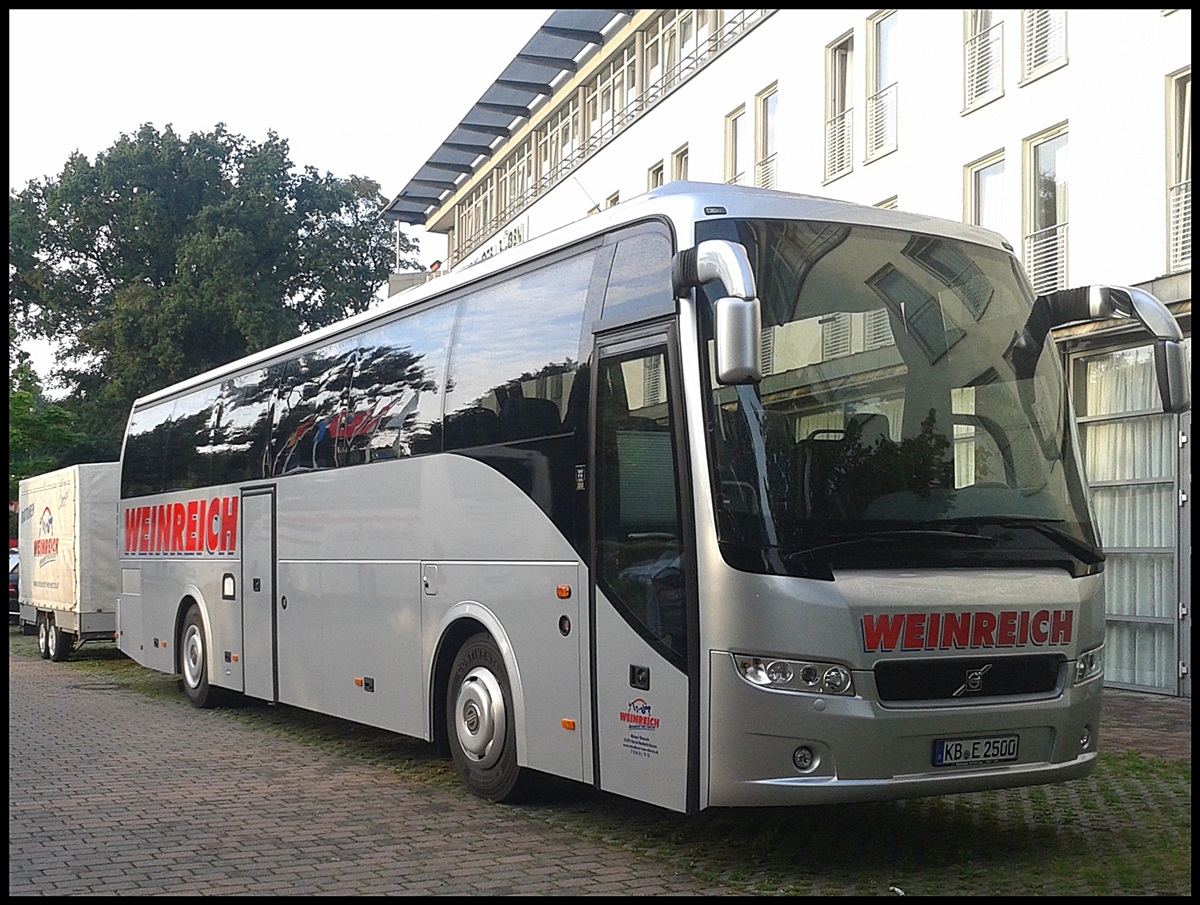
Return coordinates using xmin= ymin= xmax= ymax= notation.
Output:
xmin=444 ymin=253 xmax=594 ymax=450
xmin=162 ymin=385 xmax=220 ymax=492
xmin=121 ymin=401 xmax=173 ymax=497
xmin=210 ymin=369 xmax=273 ymax=487
xmin=602 ymin=231 xmax=674 ymax=323
xmin=269 ymin=340 xmax=355 ymax=476
xmin=353 ymin=303 xmax=457 ymax=461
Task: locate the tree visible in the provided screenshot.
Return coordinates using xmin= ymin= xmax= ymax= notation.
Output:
xmin=9 ymin=122 xmax=420 ymax=459
xmin=8 ymin=358 xmax=76 ymax=542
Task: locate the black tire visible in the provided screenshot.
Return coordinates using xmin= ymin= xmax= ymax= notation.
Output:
xmin=446 ymin=632 xmax=531 ymax=803
xmin=36 ymin=614 xmax=51 ymax=660
xmin=180 ymin=604 xmax=219 ymax=708
xmin=46 ymin=617 xmax=71 ymax=662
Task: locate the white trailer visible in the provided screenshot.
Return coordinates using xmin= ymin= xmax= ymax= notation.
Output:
xmin=17 ymin=463 xmax=120 ymax=661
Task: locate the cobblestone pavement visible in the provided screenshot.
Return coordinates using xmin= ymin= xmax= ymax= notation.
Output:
xmin=9 ymin=636 xmax=1190 ymax=896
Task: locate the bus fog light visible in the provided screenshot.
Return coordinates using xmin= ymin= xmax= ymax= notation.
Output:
xmin=792 ymin=746 xmax=818 ymax=772
xmin=1074 ymin=646 xmax=1104 ymax=685
xmin=824 ymin=665 xmax=852 ymax=694
xmin=1079 ymin=725 xmax=1092 ymax=750
xmin=766 ymin=660 xmax=793 ymax=683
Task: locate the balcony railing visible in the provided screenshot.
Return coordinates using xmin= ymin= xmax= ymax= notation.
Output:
xmin=755 ymin=153 xmax=777 ymax=189
xmin=1024 ymin=223 xmax=1069 ymax=294
xmin=824 ymin=109 xmax=853 ymax=182
xmin=964 ymin=22 xmax=1003 ymax=109
xmin=866 ymin=82 xmax=898 ymax=160
xmin=448 ymin=10 xmax=779 ymax=264
xmin=1169 ymin=180 xmax=1191 ymax=272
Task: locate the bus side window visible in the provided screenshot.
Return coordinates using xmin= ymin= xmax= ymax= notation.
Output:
xmin=602 ymin=231 xmax=674 ymax=325
xmin=162 ymin=386 xmax=219 ymax=492
xmin=356 ymin=304 xmax=455 ymax=461
xmin=444 ymin=252 xmax=593 ymax=450
xmin=209 ymin=369 xmax=271 ymax=487
xmin=121 ymin=402 xmax=172 ymax=498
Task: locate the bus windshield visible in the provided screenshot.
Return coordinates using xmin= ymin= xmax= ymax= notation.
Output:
xmin=697 ymin=218 xmax=1100 ymax=579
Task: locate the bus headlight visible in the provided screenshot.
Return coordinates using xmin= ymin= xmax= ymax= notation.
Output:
xmin=734 ymin=654 xmax=856 ymax=696
xmin=1074 ymin=645 xmax=1104 ymax=685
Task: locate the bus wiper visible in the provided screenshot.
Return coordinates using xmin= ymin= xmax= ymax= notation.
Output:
xmin=786 ymin=529 xmax=997 ymax=561
xmin=956 ymin=516 xmax=1104 ymax=565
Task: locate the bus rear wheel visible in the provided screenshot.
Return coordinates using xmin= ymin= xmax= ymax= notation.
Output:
xmin=446 ymin=632 xmax=531 ymax=803
xmin=180 ymin=604 xmax=219 ymax=708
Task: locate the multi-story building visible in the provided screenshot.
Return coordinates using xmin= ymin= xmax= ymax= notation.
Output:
xmin=383 ymin=9 xmax=1191 ymax=698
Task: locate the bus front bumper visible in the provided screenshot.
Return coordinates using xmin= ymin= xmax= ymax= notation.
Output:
xmin=706 ymin=650 xmax=1102 ymax=807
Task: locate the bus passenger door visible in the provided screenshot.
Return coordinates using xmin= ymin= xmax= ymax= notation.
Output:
xmin=591 ymin=332 xmax=698 ymax=813
xmin=241 ymin=487 xmax=277 ymax=702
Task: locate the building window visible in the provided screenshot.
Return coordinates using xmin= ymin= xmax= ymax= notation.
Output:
xmin=1021 ymin=9 xmax=1067 ymax=83
xmin=863 ymin=309 xmax=895 ymax=350
xmin=1072 ymin=341 xmax=1188 ymax=694
xmin=875 ymin=195 xmax=898 ymax=210
xmin=497 ymin=138 xmax=534 ymax=222
xmin=1023 ymin=125 xmax=1068 ymax=294
xmin=825 ymin=32 xmax=854 ymax=182
xmin=586 ymin=43 xmax=638 ymax=153
xmin=966 ymin=151 xmax=1006 ymax=235
xmin=648 ymin=160 xmax=665 ymax=191
xmin=725 ymin=105 xmax=750 ymax=185
xmin=866 ymin=10 xmax=898 ymax=161
xmin=671 ymin=144 xmax=689 ymax=181
xmin=1168 ymin=68 xmax=1191 ymax=273
xmin=538 ymin=97 xmax=581 ymax=186
xmin=606 ymin=192 xmax=620 ymax=209
xmin=755 ymin=84 xmax=778 ymax=189
xmin=964 ymin=10 xmax=1003 ymax=110
xmin=821 ymin=313 xmax=852 ymax=360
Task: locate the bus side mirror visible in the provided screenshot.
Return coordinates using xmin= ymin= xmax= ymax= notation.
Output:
xmin=1155 ymin=338 xmax=1190 ymax=414
xmin=1104 ymin=286 xmax=1190 ymax=414
xmin=1033 ymin=284 xmax=1190 ymax=414
xmin=674 ymin=240 xmax=762 ymax=385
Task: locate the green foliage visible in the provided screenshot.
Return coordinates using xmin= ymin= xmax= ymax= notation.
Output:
xmin=8 ymin=361 xmax=76 ymax=508
xmin=9 ymin=122 xmax=420 ymax=460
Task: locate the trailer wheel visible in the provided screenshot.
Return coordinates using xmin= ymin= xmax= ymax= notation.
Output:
xmin=46 ymin=617 xmax=71 ymax=662
xmin=446 ymin=632 xmax=531 ymax=803
xmin=180 ymin=604 xmax=218 ymax=708
xmin=36 ymin=614 xmax=51 ymax=660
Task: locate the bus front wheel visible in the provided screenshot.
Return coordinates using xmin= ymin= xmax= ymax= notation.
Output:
xmin=180 ymin=604 xmax=218 ymax=708
xmin=446 ymin=632 xmax=531 ymax=803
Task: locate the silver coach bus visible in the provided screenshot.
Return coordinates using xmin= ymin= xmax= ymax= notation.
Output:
xmin=116 ymin=182 xmax=1189 ymax=813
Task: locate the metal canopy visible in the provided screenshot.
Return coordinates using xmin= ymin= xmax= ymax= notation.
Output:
xmin=382 ymin=9 xmax=632 ymax=225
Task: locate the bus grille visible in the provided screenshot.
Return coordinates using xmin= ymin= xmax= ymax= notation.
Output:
xmin=874 ymin=655 xmax=1065 ymax=704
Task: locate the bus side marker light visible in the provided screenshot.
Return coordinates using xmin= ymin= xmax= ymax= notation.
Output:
xmin=557 ymin=585 xmax=571 ymax=599
xmin=354 ymin=677 xmax=364 ymax=687
xmin=561 ymin=719 xmax=576 ymax=730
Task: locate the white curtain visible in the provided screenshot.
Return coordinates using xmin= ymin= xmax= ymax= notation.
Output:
xmin=1076 ymin=345 xmax=1177 ymax=692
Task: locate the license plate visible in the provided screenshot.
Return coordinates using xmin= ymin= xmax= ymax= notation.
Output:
xmin=933 ymin=734 xmax=1019 ymax=766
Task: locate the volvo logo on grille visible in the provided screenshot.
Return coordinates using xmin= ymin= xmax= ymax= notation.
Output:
xmin=953 ymin=663 xmax=992 ymax=697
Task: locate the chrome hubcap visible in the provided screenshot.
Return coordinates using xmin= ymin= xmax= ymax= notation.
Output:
xmin=182 ymin=624 xmax=204 ymax=688
xmin=455 ymin=667 xmax=506 ymax=768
